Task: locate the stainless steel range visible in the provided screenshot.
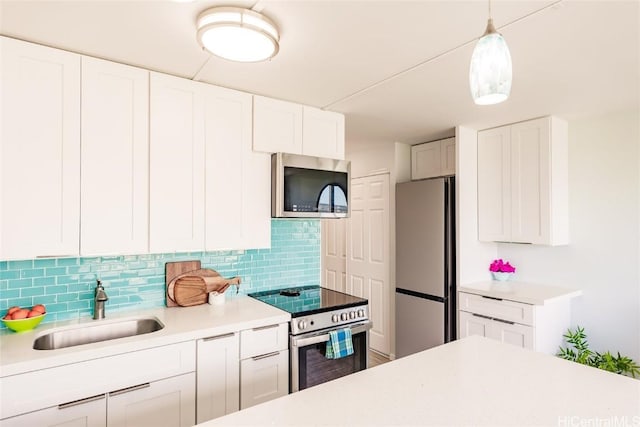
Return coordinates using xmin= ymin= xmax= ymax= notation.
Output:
xmin=249 ymin=286 xmax=371 ymax=392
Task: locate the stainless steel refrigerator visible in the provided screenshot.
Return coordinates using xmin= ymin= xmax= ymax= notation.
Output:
xmin=395 ymin=177 xmax=455 ymax=358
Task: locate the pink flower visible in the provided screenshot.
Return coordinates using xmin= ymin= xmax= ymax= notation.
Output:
xmin=488 ymin=259 xmax=516 ymax=273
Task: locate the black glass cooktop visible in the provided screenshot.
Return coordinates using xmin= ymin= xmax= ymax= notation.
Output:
xmin=249 ymin=285 xmax=367 ymax=318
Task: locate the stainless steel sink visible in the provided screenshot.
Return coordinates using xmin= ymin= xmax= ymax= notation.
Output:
xmin=33 ymin=316 xmax=164 ymax=350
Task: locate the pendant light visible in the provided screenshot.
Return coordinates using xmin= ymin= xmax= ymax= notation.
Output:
xmin=469 ymin=0 xmax=512 ymax=105
xmin=197 ymin=7 xmax=279 ymax=62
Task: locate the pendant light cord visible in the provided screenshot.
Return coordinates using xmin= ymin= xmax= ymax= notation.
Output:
xmin=488 ymin=0 xmax=492 ymax=19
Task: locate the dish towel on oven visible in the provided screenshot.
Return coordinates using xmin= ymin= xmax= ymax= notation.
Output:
xmin=325 ymin=328 xmax=354 ymax=359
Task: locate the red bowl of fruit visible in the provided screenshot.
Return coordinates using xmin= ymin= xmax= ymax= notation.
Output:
xmin=2 ymin=305 xmax=46 ymax=332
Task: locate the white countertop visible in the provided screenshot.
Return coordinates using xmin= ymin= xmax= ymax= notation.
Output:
xmin=201 ymin=336 xmax=640 ymax=427
xmin=459 ymin=280 xmax=583 ymax=305
xmin=0 ymin=296 xmax=290 ymax=377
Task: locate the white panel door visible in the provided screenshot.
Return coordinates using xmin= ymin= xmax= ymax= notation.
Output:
xmin=149 ymin=72 xmax=205 ymax=253
xmin=196 ymin=333 xmax=240 ymax=423
xmin=347 ymin=174 xmax=390 ymax=355
xmin=477 ymin=126 xmax=511 ymax=242
xmin=510 ymin=118 xmax=550 ymax=244
xmin=302 ymin=106 xmax=345 ymax=159
xmin=1 ymin=395 xmax=106 ymax=427
xmin=107 ymin=373 xmax=195 ymax=427
xmin=204 ymin=85 xmax=270 ymax=250
xmin=81 ymin=57 xmax=149 ymax=255
xmin=321 ymin=219 xmax=347 ymax=293
xmin=252 ymin=96 xmax=303 ymax=154
xmin=1 ymin=37 xmax=81 ymax=259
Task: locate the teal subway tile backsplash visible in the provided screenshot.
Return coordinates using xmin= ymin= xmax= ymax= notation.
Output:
xmin=0 ymin=219 xmax=320 ymax=329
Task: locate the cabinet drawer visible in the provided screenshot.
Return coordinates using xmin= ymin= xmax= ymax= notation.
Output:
xmin=0 ymin=341 xmax=195 ymax=420
xmin=459 ymin=292 xmax=534 ymax=326
xmin=240 ymin=349 xmax=289 ymax=409
xmin=240 ymin=323 xmax=288 ymax=359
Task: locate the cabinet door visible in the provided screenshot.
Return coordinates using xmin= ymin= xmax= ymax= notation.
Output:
xmin=81 ymin=57 xmax=149 ymax=255
xmin=1 ymin=37 xmax=81 ymax=260
xmin=196 ymin=333 xmax=240 ymax=423
xmin=204 ymin=86 xmax=270 ymax=250
xmin=149 ymin=72 xmax=205 ymax=253
xmin=107 ymin=373 xmax=195 ymax=427
xmin=491 ymin=319 xmax=535 ymax=350
xmin=440 ymin=137 xmax=456 ymax=176
xmin=240 ymin=350 xmax=289 ymax=409
xmin=411 ymin=142 xmax=441 ymax=180
xmin=458 ymin=311 xmax=492 ymax=339
xmin=1 ymin=395 xmax=106 ymax=427
xmin=302 ymin=106 xmax=345 ymax=159
xmin=477 ymin=126 xmax=511 ymax=242
xmin=253 ymin=96 xmax=303 ymax=154
xmin=510 ymin=118 xmax=550 ymax=244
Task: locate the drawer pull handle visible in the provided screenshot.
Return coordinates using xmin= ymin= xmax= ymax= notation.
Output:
xmin=252 ymin=351 xmax=280 ymax=361
xmin=481 ymin=295 xmax=503 ymax=301
xmin=253 ymin=324 xmax=279 ymax=332
xmin=109 ymin=382 xmax=150 ymax=397
xmin=58 ymin=393 xmax=105 ymax=409
xmin=493 ymin=318 xmax=515 ymax=325
xmin=471 ymin=313 xmax=493 ymax=320
xmin=203 ymin=332 xmax=235 ymax=341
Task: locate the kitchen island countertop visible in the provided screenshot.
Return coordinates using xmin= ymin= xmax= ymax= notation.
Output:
xmin=200 ymin=335 xmax=640 ymax=426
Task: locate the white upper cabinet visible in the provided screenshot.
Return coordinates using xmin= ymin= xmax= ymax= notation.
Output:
xmin=149 ymin=73 xmax=205 ymax=253
xmin=302 ymin=106 xmax=345 ymax=159
xmin=1 ymin=37 xmax=81 ymax=260
xmin=253 ymin=96 xmax=303 ymax=154
xmin=204 ymin=84 xmax=270 ymax=250
xmin=411 ymin=137 xmax=456 ymax=180
xmin=477 ymin=116 xmax=568 ymax=245
xmin=80 ymin=57 xmax=149 ymax=256
xmin=253 ymin=96 xmax=345 ymax=160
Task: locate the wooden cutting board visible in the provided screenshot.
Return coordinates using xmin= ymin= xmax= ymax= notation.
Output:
xmin=165 ymin=261 xmax=201 ymax=307
xmin=173 ymin=275 xmax=241 ymax=307
xmin=165 ymin=261 xmax=240 ymax=307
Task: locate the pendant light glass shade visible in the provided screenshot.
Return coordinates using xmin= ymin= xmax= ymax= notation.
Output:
xmin=469 ymin=18 xmax=512 ymax=105
xmin=197 ymin=7 xmax=279 ymax=62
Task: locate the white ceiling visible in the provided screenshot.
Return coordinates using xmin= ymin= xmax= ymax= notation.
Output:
xmin=1 ymin=0 xmax=638 ymax=150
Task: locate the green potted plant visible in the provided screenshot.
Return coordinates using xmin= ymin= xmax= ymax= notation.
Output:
xmin=557 ymin=326 xmax=640 ymax=378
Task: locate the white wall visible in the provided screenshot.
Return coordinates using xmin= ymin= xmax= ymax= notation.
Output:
xmin=497 ymin=110 xmax=640 ymax=361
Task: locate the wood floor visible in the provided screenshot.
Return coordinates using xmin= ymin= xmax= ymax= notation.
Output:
xmin=369 ymin=350 xmax=390 ymax=367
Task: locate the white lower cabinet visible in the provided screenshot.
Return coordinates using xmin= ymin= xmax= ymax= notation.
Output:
xmin=458 ymin=289 xmax=573 ymax=354
xmin=1 ymin=394 xmax=106 ymax=427
xmin=239 ymin=323 xmax=289 ymax=409
xmin=459 ymin=311 xmax=534 ymax=349
xmin=196 ymin=333 xmax=240 ymax=424
xmin=107 ymin=373 xmax=195 ymax=427
xmin=240 ymin=350 xmax=289 ymax=409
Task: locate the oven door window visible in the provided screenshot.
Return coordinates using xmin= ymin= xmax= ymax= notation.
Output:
xmin=296 ymin=330 xmax=367 ymax=391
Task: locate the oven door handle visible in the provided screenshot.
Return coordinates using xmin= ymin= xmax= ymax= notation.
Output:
xmin=291 ymin=322 xmax=372 ymax=348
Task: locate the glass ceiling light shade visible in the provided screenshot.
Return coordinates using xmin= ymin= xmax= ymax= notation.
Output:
xmin=469 ymin=16 xmax=512 ymax=105
xmin=197 ymin=7 xmax=279 ymax=62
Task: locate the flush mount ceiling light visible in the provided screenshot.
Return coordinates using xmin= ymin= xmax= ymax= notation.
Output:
xmin=469 ymin=0 xmax=512 ymax=105
xmin=196 ymin=7 xmax=279 ymax=63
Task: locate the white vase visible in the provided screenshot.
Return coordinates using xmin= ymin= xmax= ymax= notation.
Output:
xmin=491 ymin=272 xmax=513 ymax=282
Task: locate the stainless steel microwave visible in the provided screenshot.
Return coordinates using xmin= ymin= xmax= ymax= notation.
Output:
xmin=272 ymin=153 xmax=350 ymax=218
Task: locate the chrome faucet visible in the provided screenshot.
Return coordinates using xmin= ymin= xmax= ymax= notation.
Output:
xmin=93 ymin=280 xmax=109 ymax=320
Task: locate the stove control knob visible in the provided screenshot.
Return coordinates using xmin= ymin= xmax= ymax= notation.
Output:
xmin=298 ymin=320 xmax=307 ymax=330
xmin=357 ymin=309 xmax=365 ymax=318
xmin=349 ymin=311 xmax=356 ymax=319
xmin=331 ymin=314 xmax=339 ymax=323
xmin=340 ymin=313 xmax=348 ymax=321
